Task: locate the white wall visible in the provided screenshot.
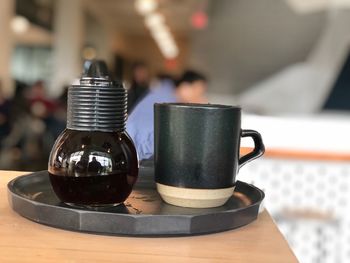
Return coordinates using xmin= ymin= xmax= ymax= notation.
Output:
xmin=189 ymin=0 xmax=327 ymax=94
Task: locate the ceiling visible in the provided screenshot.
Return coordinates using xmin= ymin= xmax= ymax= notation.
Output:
xmin=85 ymin=0 xmax=205 ymax=36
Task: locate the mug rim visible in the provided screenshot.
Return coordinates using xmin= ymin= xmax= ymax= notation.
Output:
xmin=154 ymin=103 xmax=241 ymax=110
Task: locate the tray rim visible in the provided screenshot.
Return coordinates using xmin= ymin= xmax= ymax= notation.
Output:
xmin=7 ymin=170 xmax=265 ymax=236
xmin=7 ymin=171 xmax=265 ymax=216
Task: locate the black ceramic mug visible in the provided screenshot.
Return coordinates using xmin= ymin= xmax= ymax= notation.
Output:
xmin=154 ymin=103 xmax=265 ymax=208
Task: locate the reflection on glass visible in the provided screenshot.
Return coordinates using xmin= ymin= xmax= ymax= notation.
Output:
xmin=88 ymin=156 xmax=102 ymax=174
xmin=66 ymin=151 xmax=116 ymax=176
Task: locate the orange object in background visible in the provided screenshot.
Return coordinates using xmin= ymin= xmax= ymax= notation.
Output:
xmin=164 ymin=58 xmax=178 ymax=71
xmin=240 ymin=147 xmax=350 ymax=162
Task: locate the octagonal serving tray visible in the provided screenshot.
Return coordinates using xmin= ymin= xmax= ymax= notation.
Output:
xmin=7 ymin=166 xmax=264 ymax=236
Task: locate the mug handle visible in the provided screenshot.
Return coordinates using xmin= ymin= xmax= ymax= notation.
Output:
xmin=239 ymin=129 xmax=265 ymax=169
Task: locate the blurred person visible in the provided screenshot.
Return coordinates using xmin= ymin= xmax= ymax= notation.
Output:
xmin=0 ymin=81 xmax=11 ymax=141
xmin=28 ymin=80 xmax=57 ymax=119
xmin=57 ymin=85 xmax=68 ymax=108
xmin=51 ymin=85 xmax=68 ymax=135
xmin=0 ymin=81 xmax=61 ymax=171
xmin=126 ymin=70 xmax=208 ymax=161
xmin=0 ymin=104 xmax=47 ymax=171
xmin=10 ymin=81 xmax=30 ymax=122
xmin=0 ymin=79 xmax=47 ymax=170
xmin=29 ymin=80 xmax=65 ymax=139
xmin=127 ymin=62 xmax=150 ymax=113
xmin=0 ymin=80 xmax=29 ymax=161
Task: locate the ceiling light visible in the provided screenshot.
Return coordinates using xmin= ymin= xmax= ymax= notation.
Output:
xmin=82 ymin=47 xmax=97 ymax=60
xmin=151 ymin=28 xmax=171 ymax=42
xmin=145 ymin=13 xmax=164 ymax=29
xmin=150 ymin=28 xmax=178 ymax=58
xmin=11 ymin=16 xmax=30 ymax=34
xmin=162 ymin=47 xmax=179 ymax=59
xmin=135 ymin=0 xmax=158 ymax=15
xmin=142 ymin=11 xmax=179 ymax=59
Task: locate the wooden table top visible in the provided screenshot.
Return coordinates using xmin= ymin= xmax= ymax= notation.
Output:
xmin=0 ymin=171 xmax=298 ymax=263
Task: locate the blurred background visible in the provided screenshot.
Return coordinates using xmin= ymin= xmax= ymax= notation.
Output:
xmin=1 ymin=0 xmax=350 ymax=262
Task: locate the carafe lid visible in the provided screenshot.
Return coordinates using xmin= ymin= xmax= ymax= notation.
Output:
xmin=67 ymin=60 xmax=127 ymax=132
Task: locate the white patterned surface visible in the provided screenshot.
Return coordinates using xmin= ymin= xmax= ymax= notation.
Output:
xmin=237 ymin=158 xmax=350 ymax=263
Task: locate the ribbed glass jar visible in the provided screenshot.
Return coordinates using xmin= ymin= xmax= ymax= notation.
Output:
xmin=48 ymin=60 xmax=138 ymax=207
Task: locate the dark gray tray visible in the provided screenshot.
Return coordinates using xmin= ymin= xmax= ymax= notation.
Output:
xmin=7 ymin=167 xmax=265 ymax=236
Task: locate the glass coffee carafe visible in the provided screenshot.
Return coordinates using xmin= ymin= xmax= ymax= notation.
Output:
xmin=48 ymin=60 xmax=138 ymax=207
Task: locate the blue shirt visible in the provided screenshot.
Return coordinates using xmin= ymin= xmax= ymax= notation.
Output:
xmin=126 ymin=80 xmax=177 ymax=161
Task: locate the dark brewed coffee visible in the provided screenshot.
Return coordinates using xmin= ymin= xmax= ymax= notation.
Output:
xmin=49 ymin=172 xmax=137 ymax=206
xmin=48 ymin=129 xmax=139 ymax=207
